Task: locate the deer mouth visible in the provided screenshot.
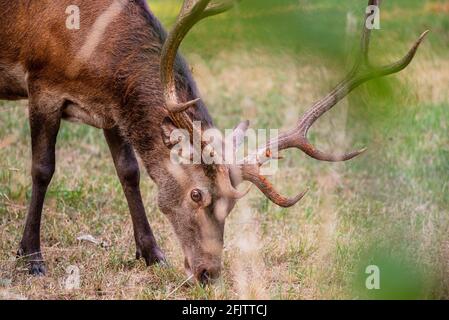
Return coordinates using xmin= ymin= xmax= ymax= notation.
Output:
xmin=184 ymin=257 xmax=221 ymax=285
xmin=195 ymin=265 xmax=221 ymax=284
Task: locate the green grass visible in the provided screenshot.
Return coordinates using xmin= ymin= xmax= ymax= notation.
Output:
xmin=0 ymin=0 xmax=448 ymax=299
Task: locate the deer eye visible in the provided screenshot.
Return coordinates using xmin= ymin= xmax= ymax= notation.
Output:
xmin=190 ymin=189 xmax=203 ymax=203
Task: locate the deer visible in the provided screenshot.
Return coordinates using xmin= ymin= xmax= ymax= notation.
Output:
xmin=0 ymin=0 xmax=427 ymax=284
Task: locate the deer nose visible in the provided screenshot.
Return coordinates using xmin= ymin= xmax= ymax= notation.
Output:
xmin=196 ymin=266 xmax=221 ymax=284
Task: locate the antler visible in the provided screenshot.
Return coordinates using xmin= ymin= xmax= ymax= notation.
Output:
xmin=160 ymin=0 xmax=250 ymax=198
xmin=239 ymin=0 xmax=428 ymax=207
xmin=160 ymin=0 xmax=238 ymax=135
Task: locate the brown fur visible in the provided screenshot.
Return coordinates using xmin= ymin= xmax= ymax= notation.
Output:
xmin=0 ymin=0 xmax=228 ymax=283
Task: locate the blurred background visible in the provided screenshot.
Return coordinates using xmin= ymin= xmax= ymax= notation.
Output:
xmin=0 ymin=0 xmax=448 ymax=299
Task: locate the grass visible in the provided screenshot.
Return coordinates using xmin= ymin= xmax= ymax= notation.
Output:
xmin=1 ymin=0 xmax=448 ymax=299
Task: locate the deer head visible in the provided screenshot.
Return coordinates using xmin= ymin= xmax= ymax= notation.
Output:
xmin=155 ymin=0 xmax=427 ymax=283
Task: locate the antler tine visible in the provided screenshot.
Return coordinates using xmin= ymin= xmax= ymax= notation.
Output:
xmin=238 ymin=164 xmax=308 ymax=208
xmin=239 ymin=0 xmax=428 ymax=207
xmin=358 ymin=0 xmax=378 ymax=67
xmin=202 ymin=1 xmax=239 ymax=18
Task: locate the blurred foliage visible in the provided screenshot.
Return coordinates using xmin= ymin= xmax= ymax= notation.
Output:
xmin=150 ymin=0 xmax=449 ymax=59
xmin=353 ymin=246 xmax=429 ymax=300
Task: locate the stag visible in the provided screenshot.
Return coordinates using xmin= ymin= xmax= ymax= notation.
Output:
xmin=0 ymin=0 xmax=427 ymax=283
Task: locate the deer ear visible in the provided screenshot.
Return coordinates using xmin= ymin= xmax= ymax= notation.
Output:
xmin=161 ymin=117 xmax=178 ymax=149
xmin=161 ymin=117 xmax=194 ymax=163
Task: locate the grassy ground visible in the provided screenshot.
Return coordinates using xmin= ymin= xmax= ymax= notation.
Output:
xmin=0 ymin=0 xmax=448 ymax=299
